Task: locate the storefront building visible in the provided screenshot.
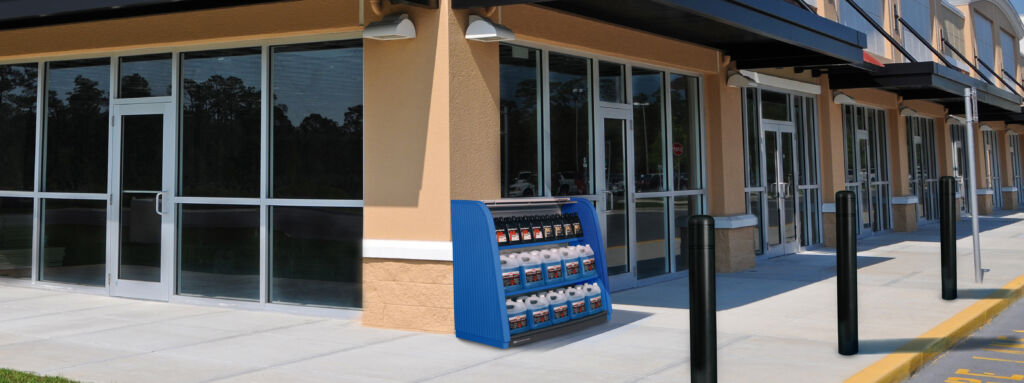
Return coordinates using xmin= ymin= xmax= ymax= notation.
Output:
xmin=1 ymin=0 xmax=1023 ymax=333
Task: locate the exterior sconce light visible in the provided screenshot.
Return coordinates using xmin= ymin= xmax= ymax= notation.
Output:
xmin=466 ymin=15 xmax=515 ymax=42
xmin=364 ymin=14 xmax=416 ymax=40
xmin=726 ymin=71 xmax=756 ymax=88
xmin=899 ymin=105 xmax=920 ymax=117
xmin=833 ymin=91 xmax=857 ymax=105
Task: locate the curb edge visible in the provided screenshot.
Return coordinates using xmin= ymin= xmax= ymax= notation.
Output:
xmin=844 ymin=274 xmax=1024 ymax=383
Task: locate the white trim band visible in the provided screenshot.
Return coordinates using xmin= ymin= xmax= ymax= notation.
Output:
xmin=738 ymin=70 xmax=822 ymax=95
xmin=713 ymin=214 xmax=759 ymax=229
xmin=977 ymin=189 xmax=995 ymax=195
xmin=1002 ymin=187 xmax=1019 ymax=192
xmin=363 ymin=239 xmax=453 ymax=261
xmin=891 ymin=195 xmax=919 ymax=205
xmin=822 ymin=203 xmax=836 ymax=213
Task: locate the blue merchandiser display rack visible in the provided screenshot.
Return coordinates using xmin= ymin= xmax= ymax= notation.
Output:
xmin=451 ymin=197 xmax=612 ymax=349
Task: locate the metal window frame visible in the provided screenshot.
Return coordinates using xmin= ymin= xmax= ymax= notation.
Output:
xmin=0 ymin=32 xmax=368 ymax=316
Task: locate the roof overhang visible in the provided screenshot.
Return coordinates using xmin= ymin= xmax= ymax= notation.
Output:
xmin=453 ymin=0 xmax=867 ymax=69
xmin=827 ymin=61 xmax=1022 ymax=119
xmin=0 ymin=0 xmax=289 ymax=30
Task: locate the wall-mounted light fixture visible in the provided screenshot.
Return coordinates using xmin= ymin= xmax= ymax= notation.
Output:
xmin=364 ymin=14 xmax=416 ymax=40
xmin=466 ymin=15 xmax=514 ymax=42
xmin=946 ymin=114 xmax=966 ymax=124
xmin=899 ymin=105 xmax=920 ymax=117
xmin=833 ymin=91 xmax=857 ymax=105
xmin=725 ymin=71 xmax=756 ymax=88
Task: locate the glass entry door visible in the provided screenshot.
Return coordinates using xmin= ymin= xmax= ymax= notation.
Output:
xmin=599 ymin=107 xmax=637 ymax=289
xmin=763 ymin=121 xmax=800 ymax=256
xmin=109 ymin=103 xmax=174 ymax=301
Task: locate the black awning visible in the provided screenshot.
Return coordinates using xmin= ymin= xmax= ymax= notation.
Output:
xmin=828 ymin=61 xmax=1022 ymax=116
xmin=454 ymin=0 xmax=867 ymax=69
xmin=0 ymin=0 xmax=287 ymax=30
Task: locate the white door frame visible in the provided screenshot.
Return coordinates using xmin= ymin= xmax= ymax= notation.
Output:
xmin=762 ymin=120 xmax=801 ymax=256
xmin=107 ymin=102 xmax=175 ymax=301
xmin=597 ymin=106 xmax=637 ymax=290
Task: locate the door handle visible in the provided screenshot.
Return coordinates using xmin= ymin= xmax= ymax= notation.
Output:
xmin=154 ymin=191 xmax=166 ymax=216
xmin=603 ymin=190 xmax=614 ymax=211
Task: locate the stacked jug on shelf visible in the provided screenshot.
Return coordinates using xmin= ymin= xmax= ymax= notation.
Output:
xmin=494 ymin=213 xmax=583 ymax=245
xmin=500 ymin=245 xmax=597 ymax=292
xmin=506 ymin=282 xmax=605 ymax=334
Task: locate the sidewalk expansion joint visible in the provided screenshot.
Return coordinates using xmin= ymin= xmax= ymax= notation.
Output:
xmin=845 ymin=274 xmax=1024 ymax=383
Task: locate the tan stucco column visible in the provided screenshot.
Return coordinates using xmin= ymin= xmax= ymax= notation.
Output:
xmin=974 ymin=125 xmax=995 ymax=215
xmin=362 ymin=2 xmax=500 ymax=333
xmin=703 ymin=62 xmax=755 ymax=272
xmin=888 ymin=106 xmax=918 ymax=232
xmin=817 ymin=76 xmax=847 ymax=248
xmin=999 ymin=129 xmax=1019 ymax=210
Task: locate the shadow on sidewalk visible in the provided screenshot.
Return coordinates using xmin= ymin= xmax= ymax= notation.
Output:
xmin=612 ymin=254 xmax=893 ymax=310
xmin=506 ymin=309 xmax=654 ymax=351
xmin=858 ymin=336 xmax=1010 ymax=354
xmin=956 ymin=288 xmax=1018 ymax=300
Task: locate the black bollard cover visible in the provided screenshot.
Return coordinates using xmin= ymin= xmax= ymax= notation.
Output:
xmin=836 ymin=191 xmax=858 ymax=355
xmin=688 ymin=215 xmax=717 ymax=383
xmin=940 ymin=176 xmax=957 ymax=300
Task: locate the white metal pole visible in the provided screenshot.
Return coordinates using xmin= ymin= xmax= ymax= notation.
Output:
xmin=964 ymin=87 xmax=983 ymax=283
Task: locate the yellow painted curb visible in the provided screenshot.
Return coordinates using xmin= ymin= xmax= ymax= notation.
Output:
xmin=844 ymin=274 xmax=1024 ymax=383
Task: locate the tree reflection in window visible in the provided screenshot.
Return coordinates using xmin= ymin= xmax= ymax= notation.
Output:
xmin=0 ymin=64 xmax=37 ymax=192
xmin=44 ymin=59 xmax=110 ymax=193
xmin=271 ymin=41 xmax=363 ymax=200
xmin=181 ymin=48 xmax=261 ymax=197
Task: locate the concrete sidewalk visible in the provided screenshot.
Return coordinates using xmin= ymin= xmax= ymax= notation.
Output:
xmin=1 ymin=213 xmax=1023 ymax=383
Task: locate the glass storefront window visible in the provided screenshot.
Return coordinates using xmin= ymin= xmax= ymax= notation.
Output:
xmin=671 ymin=74 xmax=701 ymax=191
xmin=974 ymin=14 xmax=997 ymax=84
xmin=673 ymin=195 xmax=698 ymax=272
xmin=0 ymin=64 xmax=37 ymax=192
xmin=0 ymin=198 xmax=33 ymax=279
xmin=1000 ymin=31 xmax=1016 ymax=89
xmin=181 ymin=48 xmax=262 ymax=198
xmin=840 ymin=0 xmax=886 ymax=56
xmin=499 ymin=44 xmax=543 ymax=198
xmin=119 ymin=54 xmax=172 ymax=98
xmin=44 ymin=58 xmax=110 ymax=194
xmin=270 ymin=206 xmax=362 ymax=308
xmin=40 ymin=199 xmax=107 ymax=286
xmin=744 ymin=88 xmax=761 ymax=188
xmin=598 ymin=61 xmax=625 ymax=104
xmin=177 ymin=204 xmax=260 ymax=301
xmin=632 ymin=67 xmax=665 ymax=193
xmin=635 ymin=197 xmax=668 ymax=279
xmin=549 ymin=52 xmax=592 ymax=196
xmin=760 ymin=90 xmax=790 ymax=121
xmin=271 ymin=41 xmax=363 ymax=200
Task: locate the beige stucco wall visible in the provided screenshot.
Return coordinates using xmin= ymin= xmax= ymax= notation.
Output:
xmin=0 ymin=0 xmax=363 ymax=62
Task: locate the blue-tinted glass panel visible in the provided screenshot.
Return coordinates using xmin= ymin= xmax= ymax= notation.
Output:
xmin=271 ymin=206 xmax=362 ymax=308
xmin=119 ymin=53 xmax=171 ymax=98
xmin=177 ymin=204 xmax=259 ymax=301
xmin=0 ymin=197 xmax=33 ymax=279
xmin=671 ymin=74 xmax=701 ymax=191
xmin=633 ymin=67 xmax=665 ymax=193
xmin=44 ymin=59 xmax=110 ymax=193
xmin=0 ymin=64 xmax=37 ymax=192
xmin=181 ymin=48 xmax=261 ymax=197
xmin=271 ymin=41 xmax=363 ymax=199
xmin=974 ymin=14 xmax=997 ymax=84
xmin=500 ymin=44 xmax=542 ymax=198
xmin=40 ymin=199 xmax=106 ymax=286
xmin=549 ymin=52 xmax=592 ymax=196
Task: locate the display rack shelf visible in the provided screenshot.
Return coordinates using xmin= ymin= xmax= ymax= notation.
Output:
xmin=451 ymin=197 xmax=611 ymax=349
xmin=497 ymin=238 xmax=580 ymax=250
